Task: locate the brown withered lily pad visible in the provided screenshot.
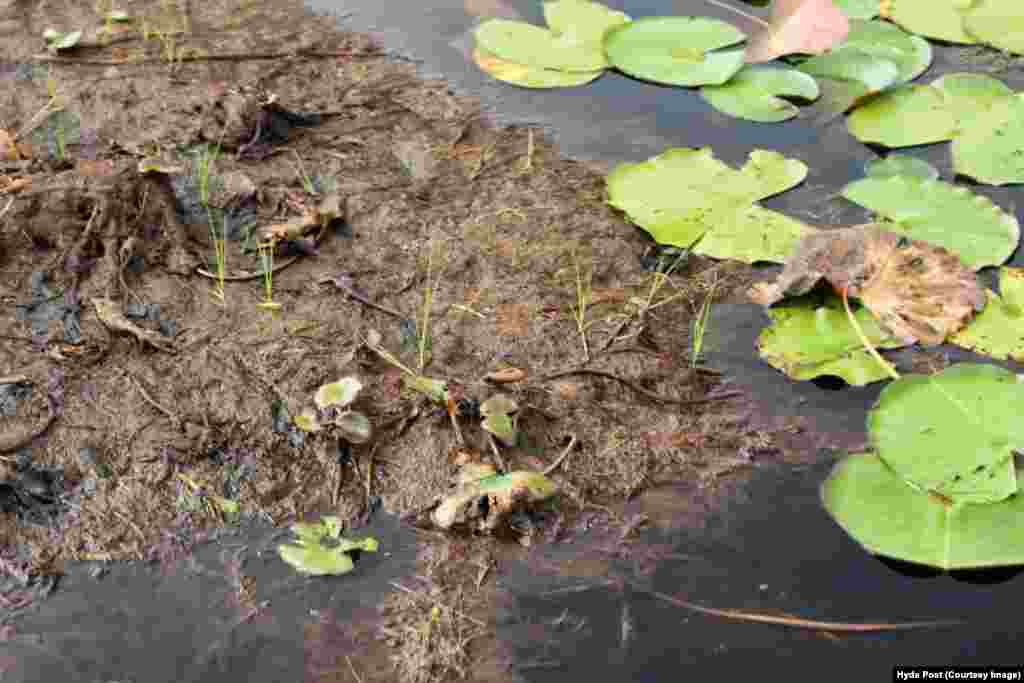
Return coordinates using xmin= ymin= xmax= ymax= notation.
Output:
xmin=748 ymin=224 xmax=986 ymax=346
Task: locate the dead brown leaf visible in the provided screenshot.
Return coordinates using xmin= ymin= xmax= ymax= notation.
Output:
xmin=0 ymin=129 xmax=19 ymax=161
xmin=744 ymin=0 xmax=850 ymax=64
xmin=484 ymin=367 xmax=527 ymax=383
xmin=748 ymin=224 xmax=985 ymax=345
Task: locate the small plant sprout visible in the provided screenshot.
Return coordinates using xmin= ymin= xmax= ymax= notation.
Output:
xmin=417 ymin=232 xmax=446 ymax=373
xmin=690 ymin=276 xmax=718 ymax=368
xmin=206 ymin=208 xmax=227 ymax=305
xmin=196 ymin=142 xmax=220 ymax=206
xmin=480 ymin=394 xmax=519 ymax=448
xmin=256 ymin=241 xmax=281 ymax=313
xmin=278 ymin=516 xmax=379 ymax=576
xmin=295 ymin=376 xmax=374 ymax=445
xmin=290 ymin=149 xmax=317 ymax=195
xmin=570 ymin=246 xmax=594 ymax=361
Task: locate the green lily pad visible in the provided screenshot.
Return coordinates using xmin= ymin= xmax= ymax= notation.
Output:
xmin=962 ymin=0 xmax=1024 ymax=54
xmin=757 ymin=295 xmax=904 ymax=386
xmin=473 ymin=46 xmax=603 ymax=88
xmin=475 ymin=18 xmax=607 ymax=72
xmin=315 ymin=377 xmax=363 ymax=410
xmin=822 ymin=452 xmax=1024 ymax=570
xmin=277 ymin=516 xmax=379 ymax=576
xmin=841 ymin=174 xmax=1020 ymax=270
xmin=840 ymin=19 xmax=932 ymax=84
xmin=952 ymin=268 xmax=1024 ymax=361
xmin=931 ymin=72 xmax=1015 ymax=132
xmin=834 ymin=0 xmax=879 ymax=19
xmin=606 ymin=147 xmax=811 ymax=263
xmin=543 ymin=0 xmax=630 ymax=43
xmin=700 ymin=66 xmax=819 ymax=122
xmin=865 ymin=155 xmax=939 ymax=180
xmin=952 ymin=95 xmax=1024 ymax=186
xmin=603 ymin=17 xmax=747 ymax=87
xmin=797 ymin=50 xmax=900 ymax=114
xmin=880 ymin=0 xmax=977 ymax=44
xmin=868 ymin=364 xmax=1024 ymax=504
xmin=847 ymin=85 xmax=957 ymax=148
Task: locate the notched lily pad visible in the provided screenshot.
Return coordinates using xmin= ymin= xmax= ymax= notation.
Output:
xmin=841 ymin=174 xmax=1020 ymax=270
xmin=700 ymin=66 xmax=819 ymax=122
xmin=756 ymin=295 xmax=904 ymax=386
xmin=823 ymin=452 xmax=1024 ymax=570
xmin=749 ymin=225 xmax=986 ymax=346
xmin=868 ymin=364 xmax=1024 ymax=504
xmin=603 ymin=17 xmax=746 ymax=87
xmin=473 ymin=46 xmax=603 ymax=88
xmin=952 ymin=268 xmax=1024 ymax=361
xmin=277 ymin=515 xmax=379 ymax=576
xmin=606 ymin=147 xmax=812 ymax=264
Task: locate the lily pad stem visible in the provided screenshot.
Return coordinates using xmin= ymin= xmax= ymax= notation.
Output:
xmin=841 ymin=287 xmax=900 ymax=382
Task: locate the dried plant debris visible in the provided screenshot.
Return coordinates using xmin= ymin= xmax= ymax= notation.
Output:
xmin=432 ymin=470 xmax=557 ymax=533
xmin=200 ymin=86 xmax=330 ymax=159
xmin=91 ymin=297 xmax=177 ymax=353
xmin=749 ymin=224 xmax=986 ymax=346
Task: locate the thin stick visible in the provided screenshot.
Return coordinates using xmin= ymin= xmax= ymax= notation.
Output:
xmin=0 ymin=375 xmax=29 ymax=385
xmin=389 ymin=581 xmax=486 ymax=628
xmin=0 ymin=197 xmax=13 ymax=220
xmin=842 ymin=288 xmax=900 ymax=381
xmin=346 ymin=656 xmax=364 ymax=683
xmin=537 ymin=369 xmax=741 ymax=407
xmin=702 ymin=0 xmax=770 ymax=28
xmin=487 ymin=434 xmax=507 ymax=473
xmin=128 ymin=374 xmax=181 ymax=427
xmin=543 ymin=433 xmax=578 ymax=476
xmin=30 ymin=49 xmax=382 ymax=66
xmin=644 ymin=587 xmax=960 ymax=632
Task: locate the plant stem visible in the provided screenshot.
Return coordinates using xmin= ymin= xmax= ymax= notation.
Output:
xmin=702 ymin=0 xmax=770 ymax=28
xmin=841 ymin=288 xmax=900 ymax=381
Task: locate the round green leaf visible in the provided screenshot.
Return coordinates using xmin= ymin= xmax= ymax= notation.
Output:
xmin=315 ymin=376 xmax=363 ymax=410
xmin=542 ymin=0 xmax=630 ymax=44
xmin=842 ymin=19 xmax=932 ymax=84
xmin=473 ymin=46 xmax=603 ymax=88
xmin=881 ymin=0 xmax=977 ymax=44
xmin=952 ymin=95 xmax=1024 ymax=186
xmin=475 ymin=18 xmax=607 ymax=72
xmin=797 ymin=50 xmax=900 ymax=113
xmin=797 ymin=48 xmax=900 ymax=93
xmin=841 ymin=175 xmax=1020 ymax=270
xmin=700 ymin=66 xmax=819 ymax=122
xmin=931 ymin=73 xmax=1015 ymax=131
xmin=50 ymin=30 xmax=82 ymax=51
xmin=822 ymin=452 xmax=1024 ymax=570
xmin=865 ymin=155 xmax=940 ymax=180
xmin=952 ymin=268 xmax=1024 ymax=361
xmin=963 ymin=0 xmax=1024 ymax=55
xmin=757 ymin=296 xmax=904 ymax=386
xmin=834 ymin=0 xmax=879 ymax=19
xmin=868 ymin=364 xmax=1024 ymax=504
xmin=847 ymin=85 xmax=957 ymax=148
xmin=606 ymin=147 xmax=810 ymax=263
xmin=603 ymin=17 xmax=747 ymax=87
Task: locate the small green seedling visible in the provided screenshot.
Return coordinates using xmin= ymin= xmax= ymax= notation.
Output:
xmin=256 ymin=241 xmax=281 ymax=313
xmin=278 ymin=516 xmax=379 ymax=576
xmin=176 ymin=472 xmax=240 ymax=524
xmin=43 ymin=28 xmax=83 ymax=53
xmin=295 ymin=376 xmax=373 ymax=444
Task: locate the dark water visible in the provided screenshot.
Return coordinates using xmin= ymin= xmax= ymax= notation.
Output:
xmin=498 ymin=460 xmax=1024 ymax=681
xmin=1 ymin=515 xmax=418 ymax=682
xmin=304 ymin=0 xmax=1024 ymax=676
